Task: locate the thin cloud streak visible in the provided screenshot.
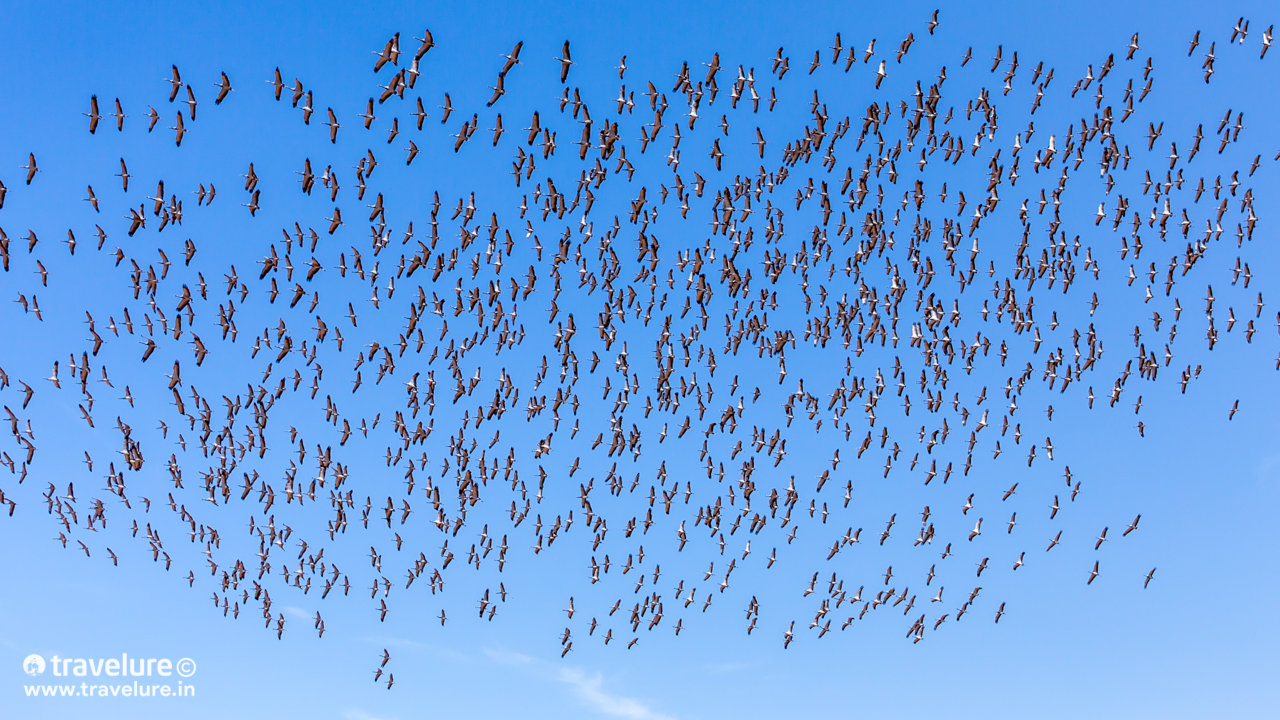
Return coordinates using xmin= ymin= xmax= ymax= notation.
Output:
xmin=344 ymin=709 xmax=396 ymax=720
xmin=558 ymin=667 xmax=675 ymax=720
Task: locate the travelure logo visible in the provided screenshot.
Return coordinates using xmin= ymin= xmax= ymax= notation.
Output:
xmin=19 ymin=654 xmax=195 ymax=678
xmin=22 ymin=655 xmax=45 ymax=676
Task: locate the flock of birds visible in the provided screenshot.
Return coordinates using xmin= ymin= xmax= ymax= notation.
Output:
xmin=0 ymin=11 xmax=1275 ymax=687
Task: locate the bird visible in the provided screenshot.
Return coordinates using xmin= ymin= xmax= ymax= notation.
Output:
xmin=168 ymin=112 xmax=186 ymax=146
xmin=374 ymin=33 xmax=401 ymax=73
xmin=500 ymin=41 xmax=524 ymax=76
xmin=22 ymin=153 xmax=39 ymax=184
xmin=324 ymin=108 xmax=341 ymax=143
xmin=166 ymin=65 xmax=183 ymax=101
xmin=268 ymin=68 xmax=285 ymax=100
xmin=487 ymin=74 xmax=506 ymax=107
xmin=215 ymin=72 xmax=234 ymax=104
xmin=439 ymin=93 xmax=453 ymax=124
xmin=84 ymin=96 xmax=102 ymax=133
xmin=1123 ymin=515 xmax=1141 ymax=536
xmin=968 ymin=518 xmax=982 ymax=541
xmin=556 ymin=41 xmax=574 ymax=83
xmin=184 ymin=85 xmax=199 ymax=120
xmin=111 ymin=99 xmax=126 ymax=130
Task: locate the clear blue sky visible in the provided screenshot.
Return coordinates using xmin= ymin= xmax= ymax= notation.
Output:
xmin=1 ymin=1 xmax=1278 ymax=718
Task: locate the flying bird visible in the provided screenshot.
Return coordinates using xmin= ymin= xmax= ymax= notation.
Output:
xmin=215 ymin=72 xmax=233 ymax=104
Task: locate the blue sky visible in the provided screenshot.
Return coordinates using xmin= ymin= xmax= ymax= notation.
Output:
xmin=1 ymin=1 xmax=1278 ymax=718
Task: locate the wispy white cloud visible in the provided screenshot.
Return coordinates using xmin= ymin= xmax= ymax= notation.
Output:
xmin=1256 ymin=453 xmax=1280 ymax=485
xmin=703 ymin=660 xmax=754 ymax=675
xmin=558 ymin=668 xmax=675 ymax=720
xmin=281 ymin=605 xmax=311 ymax=620
xmin=359 ymin=635 xmax=429 ymax=649
xmin=481 ymin=646 xmax=673 ymax=719
xmin=344 ymin=709 xmax=395 ymax=720
xmin=484 ymin=647 xmax=533 ymax=665
xmin=358 ymin=635 xmax=471 ymax=663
